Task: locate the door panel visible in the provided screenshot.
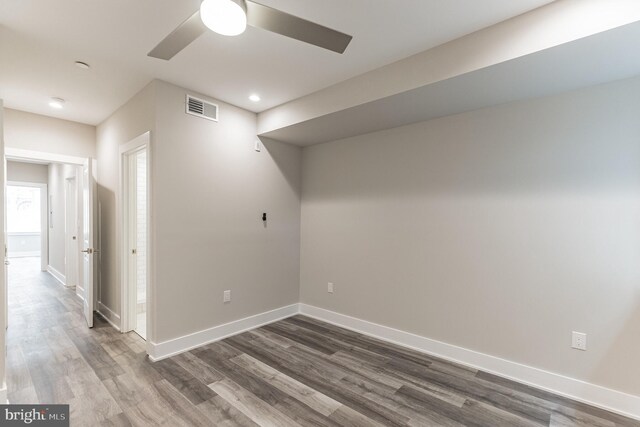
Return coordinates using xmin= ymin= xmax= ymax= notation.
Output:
xmin=65 ymin=178 xmax=78 ymax=289
xmin=81 ymin=159 xmax=95 ymax=328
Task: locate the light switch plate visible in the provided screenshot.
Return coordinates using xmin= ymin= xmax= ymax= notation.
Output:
xmin=328 ymin=282 xmax=334 ymax=293
xmin=223 ymin=290 xmax=231 ymax=303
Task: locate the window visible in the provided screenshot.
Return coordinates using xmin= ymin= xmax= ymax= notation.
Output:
xmin=7 ymin=186 xmax=41 ymax=233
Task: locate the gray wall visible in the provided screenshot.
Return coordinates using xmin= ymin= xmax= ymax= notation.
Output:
xmin=300 ymin=76 xmax=640 ymax=396
xmin=7 ymin=161 xmax=48 ymax=184
xmin=152 ymin=81 xmax=301 ymax=342
xmin=3 ymin=108 xmax=96 ymax=158
xmin=97 ymin=80 xmax=302 ymax=344
xmin=96 ymin=81 xmax=156 ymax=320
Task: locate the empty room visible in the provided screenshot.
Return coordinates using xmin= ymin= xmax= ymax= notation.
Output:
xmin=1 ymin=0 xmax=639 ymax=426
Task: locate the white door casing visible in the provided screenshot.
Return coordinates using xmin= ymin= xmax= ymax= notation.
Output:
xmin=120 ymin=132 xmax=151 ymax=342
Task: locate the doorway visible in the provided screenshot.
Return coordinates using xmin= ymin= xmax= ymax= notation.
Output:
xmin=122 ymin=141 xmax=149 ymax=340
xmin=6 ymin=183 xmax=47 ymax=265
xmin=5 ymin=149 xmax=97 ymax=329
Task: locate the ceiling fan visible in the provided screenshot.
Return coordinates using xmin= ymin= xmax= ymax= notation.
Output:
xmin=148 ymin=0 xmax=353 ymax=60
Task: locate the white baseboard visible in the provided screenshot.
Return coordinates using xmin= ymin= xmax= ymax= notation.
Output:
xmin=298 ymin=303 xmax=640 ymax=421
xmin=46 ymin=266 xmax=67 ymax=287
xmin=148 ymin=303 xmax=299 ymax=362
xmin=97 ymin=301 xmax=121 ymax=331
xmin=0 ymin=383 xmax=6 ymax=404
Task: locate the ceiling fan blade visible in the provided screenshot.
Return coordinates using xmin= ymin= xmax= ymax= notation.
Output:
xmin=148 ymin=10 xmax=207 ymax=60
xmin=246 ymin=1 xmax=352 ymax=54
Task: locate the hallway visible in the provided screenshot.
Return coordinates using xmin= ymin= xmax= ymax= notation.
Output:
xmin=6 ymin=257 xmax=145 ymax=424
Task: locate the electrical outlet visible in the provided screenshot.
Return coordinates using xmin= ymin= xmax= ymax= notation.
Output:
xmin=223 ymin=290 xmax=231 ymax=303
xmin=572 ymin=332 xmax=587 ymax=351
xmin=328 ymin=282 xmax=334 ymax=293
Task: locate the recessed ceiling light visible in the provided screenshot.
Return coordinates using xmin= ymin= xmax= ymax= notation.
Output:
xmin=75 ymin=61 xmax=90 ymax=69
xmin=249 ymin=94 xmax=261 ymax=102
xmin=200 ymin=0 xmax=247 ymax=36
xmin=49 ymin=97 xmax=65 ymax=109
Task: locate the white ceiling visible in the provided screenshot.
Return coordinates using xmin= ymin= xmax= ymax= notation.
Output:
xmin=0 ymin=0 xmax=553 ymax=125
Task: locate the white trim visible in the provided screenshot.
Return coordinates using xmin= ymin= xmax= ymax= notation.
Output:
xmin=5 ymin=148 xmax=85 ymax=166
xmin=120 ymin=132 xmax=150 ymax=154
xmin=0 ymin=383 xmax=7 ymax=404
xmin=97 ymin=301 xmax=121 ymax=332
xmin=46 ymin=265 xmax=67 ymax=287
xmin=148 ymin=303 xmax=299 ymax=361
xmin=298 ymin=304 xmax=640 ymax=421
xmin=119 ymin=132 xmax=152 ymax=342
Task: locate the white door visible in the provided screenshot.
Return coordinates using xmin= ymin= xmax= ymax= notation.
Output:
xmin=3 ymin=155 xmax=7 ymax=329
xmin=65 ymin=178 xmax=78 ymax=289
xmin=80 ymin=159 xmax=95 ymax=328
xmin=133 ymin=149 xmax=147 ymax=339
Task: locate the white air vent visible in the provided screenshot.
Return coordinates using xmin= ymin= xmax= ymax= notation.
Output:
xmin=185 ymin=94 xmax=218 ymax=121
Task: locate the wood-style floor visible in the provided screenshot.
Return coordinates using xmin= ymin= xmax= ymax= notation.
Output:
xmin=7 ymin=257 xmax=639 ymax=426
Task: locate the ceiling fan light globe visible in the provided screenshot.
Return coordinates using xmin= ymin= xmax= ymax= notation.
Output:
xmin=200 ymin=0 xmax=247 ymax=36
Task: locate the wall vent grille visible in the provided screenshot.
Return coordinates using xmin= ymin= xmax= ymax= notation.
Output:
xmin=185 ymin=94 xmax=218 ymax=121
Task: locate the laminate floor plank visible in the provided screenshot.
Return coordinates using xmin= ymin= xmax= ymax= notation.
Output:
xmin=289 ymin=343 xmax=404 ymax=394
xmin=225 ymin=335 xmax=409 ymax=426
xmin=209 ymin=378 xmax=300 ymax=427
xmin=173 ymin=351 xmax=226 ymax=385
xmin=262 ymin=323 xmax=341 ymax=356
xmin=151 ymin=379 xmax=214 ymax=426
xmin=285 ymin=315 xmax=449 ymax=369
xmin=102 ymin=372 xmax=154 ymax=410
xmin=7 ymin=385 xmax=39 ymax=404
xmin=150 ymin=358 xmax=217 ymax=405
xmin=476 ymin=371 xmax=637 ymax=427
xmin=231 ymin=353 xmax=342 ymax=417
xmin=248 ymin=328 xmax=297 ymax=348
xmin=196 ymin=395 xmax=260 ymax=427
xmin=226 ymin=333 xmax=347 ymax=383
xmin=204 ymin=354 xmax=342 ymax=427
xmin=65 ymin=367 xmax=123 ymax=422
xmin=340 ymin=373 xmax=465 ymax=427
xmin=6 ymin=344 xmax=34 ymax=392
xmin=123 ymin=397 xmax=178 ymax=426
xmin=7 ymin=258 xmax=640 ymax=426
xmin=100 ymin=412 xmax=133 ymax=427
xmin=388 ymin=358 xmax=552 ymax=425
xmin=549 ymin=411 xmax=617 ymax=427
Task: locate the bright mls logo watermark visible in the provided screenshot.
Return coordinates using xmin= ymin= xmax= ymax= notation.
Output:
xmin=0 ymin=405 xmax=69 ymax=426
